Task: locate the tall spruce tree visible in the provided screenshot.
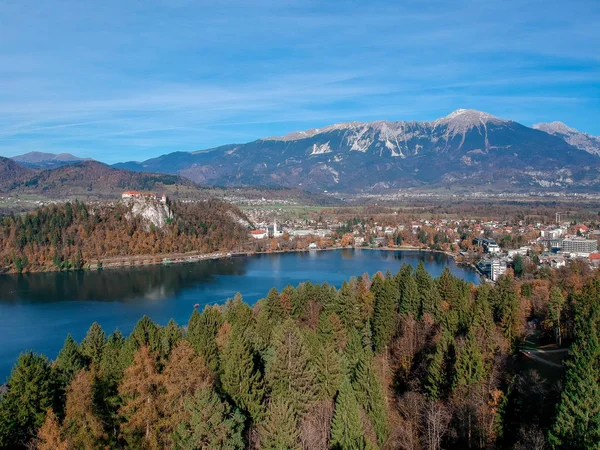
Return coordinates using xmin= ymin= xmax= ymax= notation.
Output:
xmin=266 ymin=320 xmax=317 ymax=415
xmin=453 ymin=331 xmax=485 ymax=389
xmin=186 ymin=306 xmax=222 ymax=373
xmin=549 ymin=281 xmax=600 ymax=448
xmin=264 ymin=287 xmax=285 ymax=323
xmin=399 ymin=270 xmax=420 ymax=316
xmin=312 ymin=340 xmax=342 ymax=400
xmin=370 ymin=274 xmax=397 ymax=353
xmin=173 ymin=386 xmax=245 ymax=450
xmin=54 ymin=334 xmax=86 ymax=386
xmin=352 ymin=356 xmax=389 ymax=445
xmin=160 ymin=319 xmax=183 ymax=359
xmin=492 ymin=276 xmax=521 ymax=346
xmin=0 ymin=352 xmax=59 ymax=447
xmin=220 ymin=330 xmax=264 ymax=421
xmin=80 ymin=322 xmax=106 ymax=367
xmin=330 ymin=377 xmax=367 ymax=450
xmin=258 ymin=399 xmax=301 ymax=450
xmin=129 ymin=315 xmax=160 ymax=352
xmin=334 ymin=280 xmax=361 ymax=329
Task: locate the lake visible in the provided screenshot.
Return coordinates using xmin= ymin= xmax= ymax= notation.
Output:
xmin=0 ymin=249 xmax=480 ymax=381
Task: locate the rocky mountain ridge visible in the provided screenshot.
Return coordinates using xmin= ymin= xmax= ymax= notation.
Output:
xmin=532 ymin=121 xmax=600 ymax=156
xmin=114 ymin=109 xmax=600 ymax=193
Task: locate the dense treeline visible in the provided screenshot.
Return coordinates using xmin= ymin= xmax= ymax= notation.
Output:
xmin=0 ymin=199 xmax=250 ymax=273
xmin=0 ymin=262 xmax=598 ymax=449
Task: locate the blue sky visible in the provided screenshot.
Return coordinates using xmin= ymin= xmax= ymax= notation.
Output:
xmin=1 ymin=0 xmax=599 ymax=163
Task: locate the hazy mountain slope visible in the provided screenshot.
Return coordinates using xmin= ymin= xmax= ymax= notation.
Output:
xmin=0 ymin=157 xmax=35 ymax=191
xmin=11 ymin=151 xmax=92 ymax=169
xmin=112 ymin=109 xmax=600 ymax=193
xmin=0 ymin=160 xmax=200 ymax=198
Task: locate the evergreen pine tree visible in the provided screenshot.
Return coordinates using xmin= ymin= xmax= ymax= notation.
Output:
xmin=220 ymin=330 xmax=264 ymax=421
xmin=313 ymin=340 xmax=342 ymax=400
xmin=173 ymin=386 xmax=245 ymax=450
xmin=264 ymin=287 xmax=285 ymax=322
xmin=425 ymin=337 xmax=450 ymax=400
xmin=160 ymin=319 xmax=183 ymax=358
xmin=258 ymin=399 xmax=301 ymax=450
xmin=335 ymin=280 xmax=361 ymax=329
xmin=352 ymin=356 xmax=389 ymax=445
xmin=80 ymin=322 xmax=106 ymax=367
xmin=224 ymin=293 xmax=254 ymax=331
xmin=330 ymin=378 xmax=367 ymax=450
xmin=370 ymin=274 xmax=397 ymax=353
xmin=399 ymin=271 xmax=420 ymax=316
xmin=55 ymin=334 xmax=86 ymax=386
xmin=415 ymin=261 xmax=432 ymax=301
xmin=317 ymin=312 xmax=347 ymax=351
xmin=547 ymin=286 xmax=566 ymax=346
xmin=343 ymin=328 xmax=366 ymax=375
xmin=549 ymin=282 xmax=600 ymax=448
xmin=437 ymin=267 xmax=459 ymax=306
xmin=421 ymin=283 xmax=442 ymax=321
xmin=0 ymin=352 xmax=58 ymax=447
xmin=129 ymin=315 xmax=161 ymax=352
xmin=266 ymin=320 xmax=317 ymax=415
xmin=186 ymin=306 xmax=222 ymax=373
xmin=453 ymin=331 xmax=485 ymax=389
xmin=99 ymin=330 xmax=125 ymax=382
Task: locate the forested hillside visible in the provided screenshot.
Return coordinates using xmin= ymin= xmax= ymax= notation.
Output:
xmin=0 ymin=199 xmax=250 ymax=273
xmin=0 ymin=159 xmax=201 ymax=200
xmin=1 ymin=263 xmax=597 ymax=449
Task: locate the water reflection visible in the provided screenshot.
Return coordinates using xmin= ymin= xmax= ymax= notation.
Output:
xmin=0 ymin=258 xmax=249 ymax=304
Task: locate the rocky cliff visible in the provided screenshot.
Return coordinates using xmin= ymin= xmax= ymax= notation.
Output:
xmin=123 ymin=196 xmax=173 ymax=230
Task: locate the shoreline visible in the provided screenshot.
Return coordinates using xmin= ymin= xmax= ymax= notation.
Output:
xmin=1 ymin=245 xmax=470 ymax=276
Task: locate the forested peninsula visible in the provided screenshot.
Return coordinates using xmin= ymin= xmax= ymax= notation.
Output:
xmin=0 ymin=199 xmax=250 ymax=274
xmin=1 ymin=262 xmax=597 ymax=449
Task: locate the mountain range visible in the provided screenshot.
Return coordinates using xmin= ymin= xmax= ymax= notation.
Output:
xmin=6 ymin=109 xmax=600 ymax=193
xmin=113 ymin=109 xmax=600 ymax=192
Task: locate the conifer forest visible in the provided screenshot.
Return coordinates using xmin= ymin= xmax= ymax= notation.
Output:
xmin=1 ymin=262 xmax=599 ymax=449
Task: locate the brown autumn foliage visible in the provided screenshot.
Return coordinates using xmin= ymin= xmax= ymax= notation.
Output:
xmin=118 ymin=346 xmax=163 ymax=450
xmin=36 ymin=409 xmax=69 ymax=450
xmin=63 ymin=370 xmax=106 ymax=449
xmin=158 ymin=341 xmax=212 ymax=447
xmin=0 ymin=199 xmax=250 ymax=273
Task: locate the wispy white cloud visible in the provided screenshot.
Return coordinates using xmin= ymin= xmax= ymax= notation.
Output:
xmin=0 ymin=0 xmax=598 ymax=162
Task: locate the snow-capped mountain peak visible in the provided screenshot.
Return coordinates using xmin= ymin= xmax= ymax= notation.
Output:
xmin=436 ymin=109 xmax=502 ymax=124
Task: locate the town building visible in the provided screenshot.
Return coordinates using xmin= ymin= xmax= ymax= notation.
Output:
xmin=560 ymin=237 xmax=598 ymax=256
xmin=540 ymin=228 xmax=564 ymax=239
xmin=250 ymin=230 xmax=267 ymax=239
xmin=477 ymin=259 xmax=507 ymax=281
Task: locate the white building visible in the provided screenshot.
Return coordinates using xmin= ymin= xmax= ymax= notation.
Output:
xmin=561 ymin=237 xmax=597 ymax=256
xmin=541 ymin=228 xmax=564 ymax=239
xmin=487 ymin=243 xmax=501 ymax=254
xmin=273 ymin=220 xmax=283 ymax=238
xmin=250 ymin=230 xmax=267 ymax=239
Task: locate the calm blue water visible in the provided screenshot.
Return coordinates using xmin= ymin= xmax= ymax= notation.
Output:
xmin=0 ymin=249 xmax=479 ymax=381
